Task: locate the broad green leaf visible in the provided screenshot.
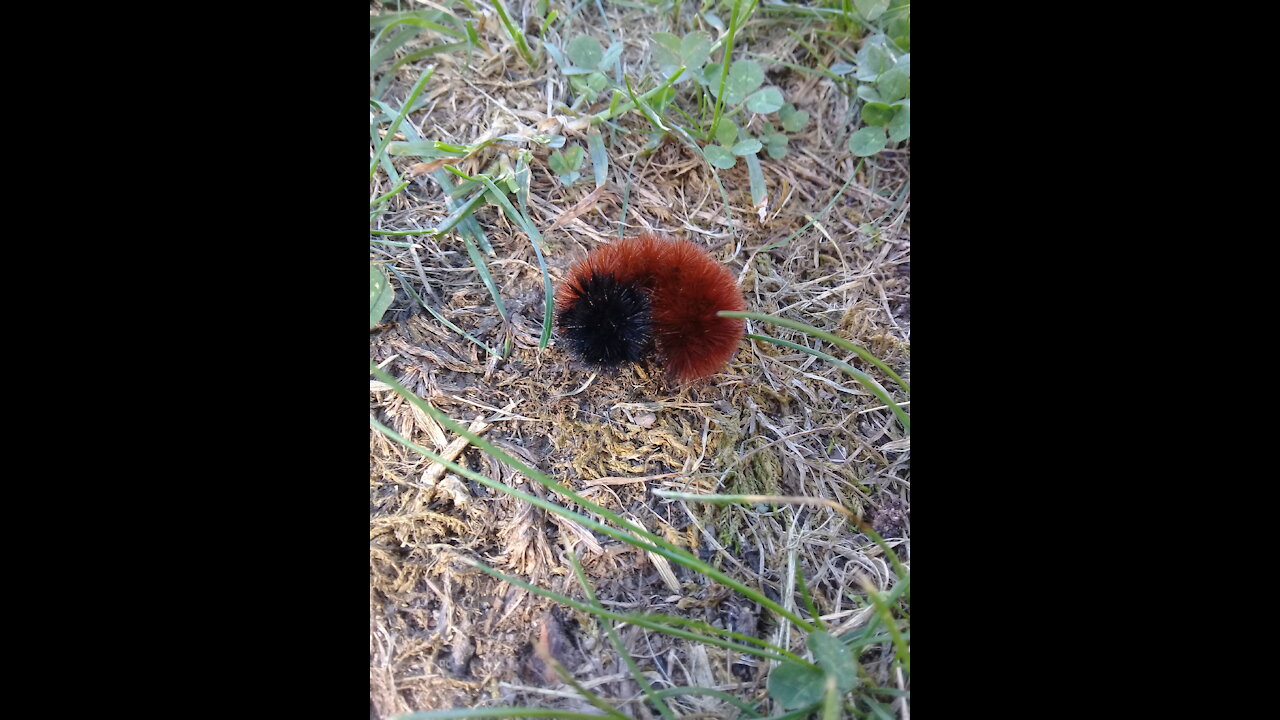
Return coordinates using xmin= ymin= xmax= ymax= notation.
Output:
xmin=370 ymin=264 xmax=394 ymax=329
xmin=651 ymin=32 xmax=681 ymax=62
xmin=703 ymin=144 xmax=737 ymax=169
xmin=567 ymin=35 xmax=603 ymax=69
xmin=767 ymin=135 xmax=789 ymax=159
xmin=857 ymin=85 xmax=882 ymax=103
xmin=600 ymin=41 xmax=624 ymax=69
xmin=548 ymin=149 xmax=569 ymax=173
xmin=544 ymin=42 xmax=592 ymax=75
xmin=559 ymin=170 xmax=580 ymax=185
xmin=887 ymin=13 xmax=911 ymax=51
xmin=854 ymin=0 xmax=890 ymax=20
xmin=878 ymin=67 xmax=909 ymax=103
xmin=703 ymin=12 xmax=724 ymax=32
xmin=862 ymin=102 xmax=897 ymax=126
xmin=587 ymin=71 xmax=609 ymax=91
xmin=655 ymin=31 xmax=710 ymax=85
xmin=715 ymin=119 xmax=739 ymax=146
xmin=562 ymin=144 xmax=584 ymax=170
xmin=849 ymin=126 xmax=887 ymax=156
xmin=829 ymin=62 xmax=854 ymax=76
xmin=731 ymin=139 xmax=762 ymax=156
xmin=855 ymin=38 xmax=895 ymax=82
xmin=700 ymin=60 xmax=726 ymax=87
xmin=809 ymin=631 xmax=858 ymax=694
xmin=768 ymin=661 xmax=825 ymax=710
xmin=681 ymin=32 xmax=712 ymax=69
xmin=722 ymin=59 xmax=764 ymax=104
xmin=779 ymin=104 xmax=809 ymax=132
xmin=888 ymin=101 xmax=910 ymax=142
xmin=746 ymin=87 xmax=785 ymax=113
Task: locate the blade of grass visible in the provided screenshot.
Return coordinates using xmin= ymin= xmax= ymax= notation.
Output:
xmin=569 ymin=554 xmax=678 ymax=720
xmin=370 ymin=27 xmax=423 ymax=75
xmin=614 ymin=611 xmax=798 ymax=658
xmin=796 ymin=563 xmax=825 ymax=631
xmin=616 ymin=150 xmax=639 ymax=238
xmin=369 ymin=365 xmax=817 ymax=632
xmin=650 ymin=687 xmax=761 ymax=718
xmin=537 ymin=648 xmax=630 ymax=720
xmin=589 ymin=66 xmax=686 ymax=126
xmin=371 ymin=180 xmax=411 ymax=207
xmin=373 ymin=41 xmax=469 ymax=99
xmin=459 ymin=553 xmax=799 ymax=665
xmin=586 ymin=129 xmax=608 ymax=188
xmin=371 ymin=419 xmax=805 ymax=664
xmin=859 ymin=575 xmax=909 ymax=675
xmin=431 ymin=169 xmax=494 ymax=255
xmin=751 ymin=704 xmax=825 ymax=720
xmin=708 ymin=0 xmax=745 ymax=141
xmin=722 ymin=309 xmax=909 ymax=393
xmin=474 ymin=176 xmax=553 ymax=347
xmin=370 ymin=65 xmax=436 ymax=179
xmin=745 ymin=332 xmax=909 ymax=431
xmin=458 ymin=229 xmax=510 ymax=321
xmin=743 ymin=150 xmax=766 ymax=208
xmin=654 ymin=489 xmax=860 ymax=526
xmin=492 ymin=0 xmax=536 ymax=67
xmin=393 ymin=711 xmax=612 ymax=720
xmin=370 ymin=15 xmax=466 ymax=41
xmin=381 ymin=265 xmax=504 ymax=357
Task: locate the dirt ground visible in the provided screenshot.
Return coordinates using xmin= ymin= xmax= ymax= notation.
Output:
xmin=370 ymin=4 xmax=909 ymax=717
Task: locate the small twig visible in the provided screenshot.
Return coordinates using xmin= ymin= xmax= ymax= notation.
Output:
xmin=422 ymin=410 xmax=499 ymax=485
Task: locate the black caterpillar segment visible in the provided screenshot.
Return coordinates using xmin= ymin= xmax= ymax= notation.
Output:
xmin=556 ymin=271 xmax=653 ymax=366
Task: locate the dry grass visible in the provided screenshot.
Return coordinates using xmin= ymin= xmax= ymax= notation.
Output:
xmin=370 ymin=3 xmax=909 ymax=717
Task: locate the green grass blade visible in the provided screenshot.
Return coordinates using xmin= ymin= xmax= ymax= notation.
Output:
xmin=475 ymin=176 xmax=554 ymax=347
xmin=617 ymin=151 xmax=639 ymax=238
xmin=370 ymin=65 xmax=436 ymax=180
xmin=589 ymin=66 xmax=686 ymax=126
xmin=746 ymin=332 xmax=909 ymax=432
xmin=651 ymin=687 xmax=761 ymax=718
xmin=708 ymin=0 xmax=744 ymax=141
xmin=373 ymin=41 xmax=468 ymax=99
xmin=370 ymin=15 xmax=466 ymax=40
xmin=393 ymin=711 xmax=610 ymax=720
xmin=743 ymin=150 xmax=766 ymax=207
xmin=492 ymin=0 xmax=536 ymax=67
xmin=796 ymin=562 xmax=825 ymax=631
xmin=722 ymin=310 xmax=909 ymax=393
xmin=569 ymin=554 xmax=678 ymax=720
xmin=461 ymin=556 xmax=797 ymax=665
xmin=430 ymin=189 xmax=488 ymax=236
xmin=431 ymin=169 xmax=495 ymax=255
xmin=587 ymin=129 xmax=608 ymax=188
xmin=458 ymin=230 xmax=510 ymax=321
xmin=751 ymin=704 xmax=825 ymax=720
xmin=370 ymin=365 xmax=816 ymax=632
xmin=381 ymin=264 xmax=504 ymax=357
xmin=860 ymin=585 xmax=909 ymax=675
xmin=371 ymin=180 xmax=410 ymax=206
xmin=370 ymin=27 xmax=422 ymax=75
